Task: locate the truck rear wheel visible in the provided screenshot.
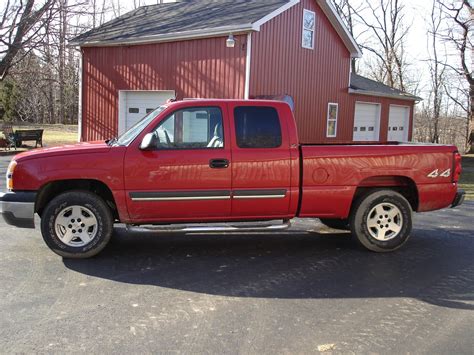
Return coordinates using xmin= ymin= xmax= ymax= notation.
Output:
xmin=40 ymin=191 xmax=113 ymax=258
xmin=319 ymin=218 xmax=350 ymax=230
xmin=350 ymin=190 xmax=412 ymax=252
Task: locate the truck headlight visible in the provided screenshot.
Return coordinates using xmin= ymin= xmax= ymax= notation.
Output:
xmin=6 ymin=160 xmax=17 ymax=191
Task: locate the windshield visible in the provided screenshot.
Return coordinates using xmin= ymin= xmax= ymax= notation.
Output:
xmin=114 ymin=106 xmax=167 ymax=146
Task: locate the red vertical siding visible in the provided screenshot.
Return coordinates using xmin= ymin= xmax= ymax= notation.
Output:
xmin=249 ymin=0 xmax=415 ymax=144
xmin=82 ymin=35 xmax=247 ymax=141
xmin=250 ymin=0 xmax=352 ymax=143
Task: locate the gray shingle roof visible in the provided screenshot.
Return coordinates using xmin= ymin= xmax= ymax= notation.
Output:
xmin=71 ymin=0 xmax=289 ymax=46
xmin=350 ymin=73 xmax=421 ymax=101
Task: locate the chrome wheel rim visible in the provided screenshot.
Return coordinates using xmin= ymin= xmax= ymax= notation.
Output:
xmin=54 ymin=205 xmax=98 ymax=247
xmin=366 ymin=203 xmax=403 ymax=241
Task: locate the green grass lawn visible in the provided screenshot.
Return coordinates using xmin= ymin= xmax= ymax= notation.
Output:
xmin=460 ymin=154 xmax=474 ymax=201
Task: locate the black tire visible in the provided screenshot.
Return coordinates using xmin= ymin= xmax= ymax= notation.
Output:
xmin=40 ymin=191 xmax=113 ymax=258
xmin=319 ymin=218 xmax=350 ymax=230
xmin=349 ymin=190 xmax=412 ymax=252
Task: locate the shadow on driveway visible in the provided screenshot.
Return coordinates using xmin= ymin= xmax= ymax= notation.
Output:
xmin=64 ymin=226 xmax=474 ymax=311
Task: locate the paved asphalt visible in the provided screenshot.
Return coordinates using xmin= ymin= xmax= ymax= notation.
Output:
xmin=0 ymin=155 xmax=473 ymax=353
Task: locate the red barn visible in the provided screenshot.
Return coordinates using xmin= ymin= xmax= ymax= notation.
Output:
xmin=71 ymin=0 xmax=420 ymax=143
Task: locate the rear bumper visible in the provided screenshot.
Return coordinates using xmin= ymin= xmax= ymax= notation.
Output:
xmin=0 ymin=191 xmax=37 ymax=229
xmin=451 ymin=190 xmax=465 ymax=208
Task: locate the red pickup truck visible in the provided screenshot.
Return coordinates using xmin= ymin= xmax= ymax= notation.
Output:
xmin=0 ymin=99 xmax=465 ymax=258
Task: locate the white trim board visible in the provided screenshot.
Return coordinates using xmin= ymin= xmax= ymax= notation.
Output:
xmin=252 ymin=0 xmax=301 ymax=30
xmin=244 ymin=33 xmax=252 ymax=99
xmin=77 ymin=49 xmax=83 ymax=142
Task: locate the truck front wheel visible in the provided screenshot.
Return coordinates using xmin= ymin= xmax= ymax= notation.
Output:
xmin=40 ymin=191 xmax=113 ymax=258
xmin=350 ymin=190 xmax=412 ymax=252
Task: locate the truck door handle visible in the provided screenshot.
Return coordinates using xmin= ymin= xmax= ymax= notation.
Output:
xmin=209 ymin=159 xmax=229 ymax=169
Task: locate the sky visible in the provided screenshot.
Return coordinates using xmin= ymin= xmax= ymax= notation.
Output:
xmin=394 ymin=0 xmax=459 ymax=95
xmin=408 ymin=0 xmax=439 ymax=60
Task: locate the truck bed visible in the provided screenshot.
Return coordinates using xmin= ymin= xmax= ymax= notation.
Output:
xmin=298 ymin=144 xmax=458 ymax=218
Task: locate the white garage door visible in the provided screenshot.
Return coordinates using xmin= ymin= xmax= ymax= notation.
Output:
xmin=353 ymin=102 xmax=380 ymax=141
xmin=388 ymin=105 xmax=410 ymax=142
xmin=119 ymin=91 xmax=175 ymax=134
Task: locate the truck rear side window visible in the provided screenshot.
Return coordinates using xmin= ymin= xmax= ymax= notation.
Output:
xmin=234 ymin=106 xmax=282 ymax=148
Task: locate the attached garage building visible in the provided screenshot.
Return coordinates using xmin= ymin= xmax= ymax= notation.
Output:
xmin=71 ymin=0 xmax=420 ymax=143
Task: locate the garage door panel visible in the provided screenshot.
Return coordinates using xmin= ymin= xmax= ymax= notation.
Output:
xmin=120 ymin=91 xmax=175 ymax=134
xmin=388 ymin=106 xmax=409 ymax=142
xmin=353 ymin=103 xmax=380 ymax=141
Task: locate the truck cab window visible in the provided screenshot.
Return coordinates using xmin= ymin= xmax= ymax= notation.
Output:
xmin=234 ymin=106 xmax=282 ymax=148
xmin=153 ymin=107 xmax=224 ymax=149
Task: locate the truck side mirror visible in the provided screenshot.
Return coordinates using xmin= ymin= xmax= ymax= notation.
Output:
xmin=139 ymin=133 xmax=157 ymax=150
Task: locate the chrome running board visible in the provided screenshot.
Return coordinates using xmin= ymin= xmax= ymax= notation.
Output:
xmin=126 ymin=220 xmax=291 ymax=233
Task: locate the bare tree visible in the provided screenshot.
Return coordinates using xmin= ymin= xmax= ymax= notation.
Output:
xmin=427 ymin=0 xmax=448 ymax=143
xmin=438 ymin=0 xmax=473 ymax=152
xmin=332 ymin=0 xmax=361 ymax=73
xmin=0 ymin=0 xmax=56 ymax=80
xmin=0 ymin=0 xmax=133 ymax=124
xmin=352 ymin=0 xmax=411 ymax=91
xmin=132 ymin=0 xmax=143 ymax=10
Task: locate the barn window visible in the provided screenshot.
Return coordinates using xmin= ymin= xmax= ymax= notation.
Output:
xmin=326 ymin=103 xmax=338 ymax=138
xmin=302 ymin=9 xmax=316 ymax=49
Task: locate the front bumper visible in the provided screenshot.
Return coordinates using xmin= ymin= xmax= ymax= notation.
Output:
xmin=0 ymin=191 xmax=37 ymax=229
xmin=451 ymin=190 xmax=466 ymax=208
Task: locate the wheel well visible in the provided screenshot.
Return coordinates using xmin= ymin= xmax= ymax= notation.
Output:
xmin=353 ymin=176 xmax=419 ymax=212
xmin=35 ymin=180 xmax=118 ymax=219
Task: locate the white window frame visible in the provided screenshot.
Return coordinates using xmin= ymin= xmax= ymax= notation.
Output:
xmin=302 ymin=9 xmax=316 ymax=50
xmin=326 ymin=102 xmax=338 ymax=138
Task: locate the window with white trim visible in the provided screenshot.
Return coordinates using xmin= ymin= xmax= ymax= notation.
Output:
xmin=326 ymin=103 xmax=338 ymax=137
xmin=302 ymin=9 xmax=316 ymax=49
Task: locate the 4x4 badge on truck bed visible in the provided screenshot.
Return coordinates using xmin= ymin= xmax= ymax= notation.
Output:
xmin=427 ymin=169 xmax=451 ymax=178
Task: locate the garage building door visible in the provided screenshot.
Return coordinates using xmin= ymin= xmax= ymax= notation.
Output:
xmin=119 ymin=91 xmax=175 ymax=134
xmin=353 ymin=102 xmax=380 ymax=141
xmin=388 ymin=105 xmax=410 ymax=142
